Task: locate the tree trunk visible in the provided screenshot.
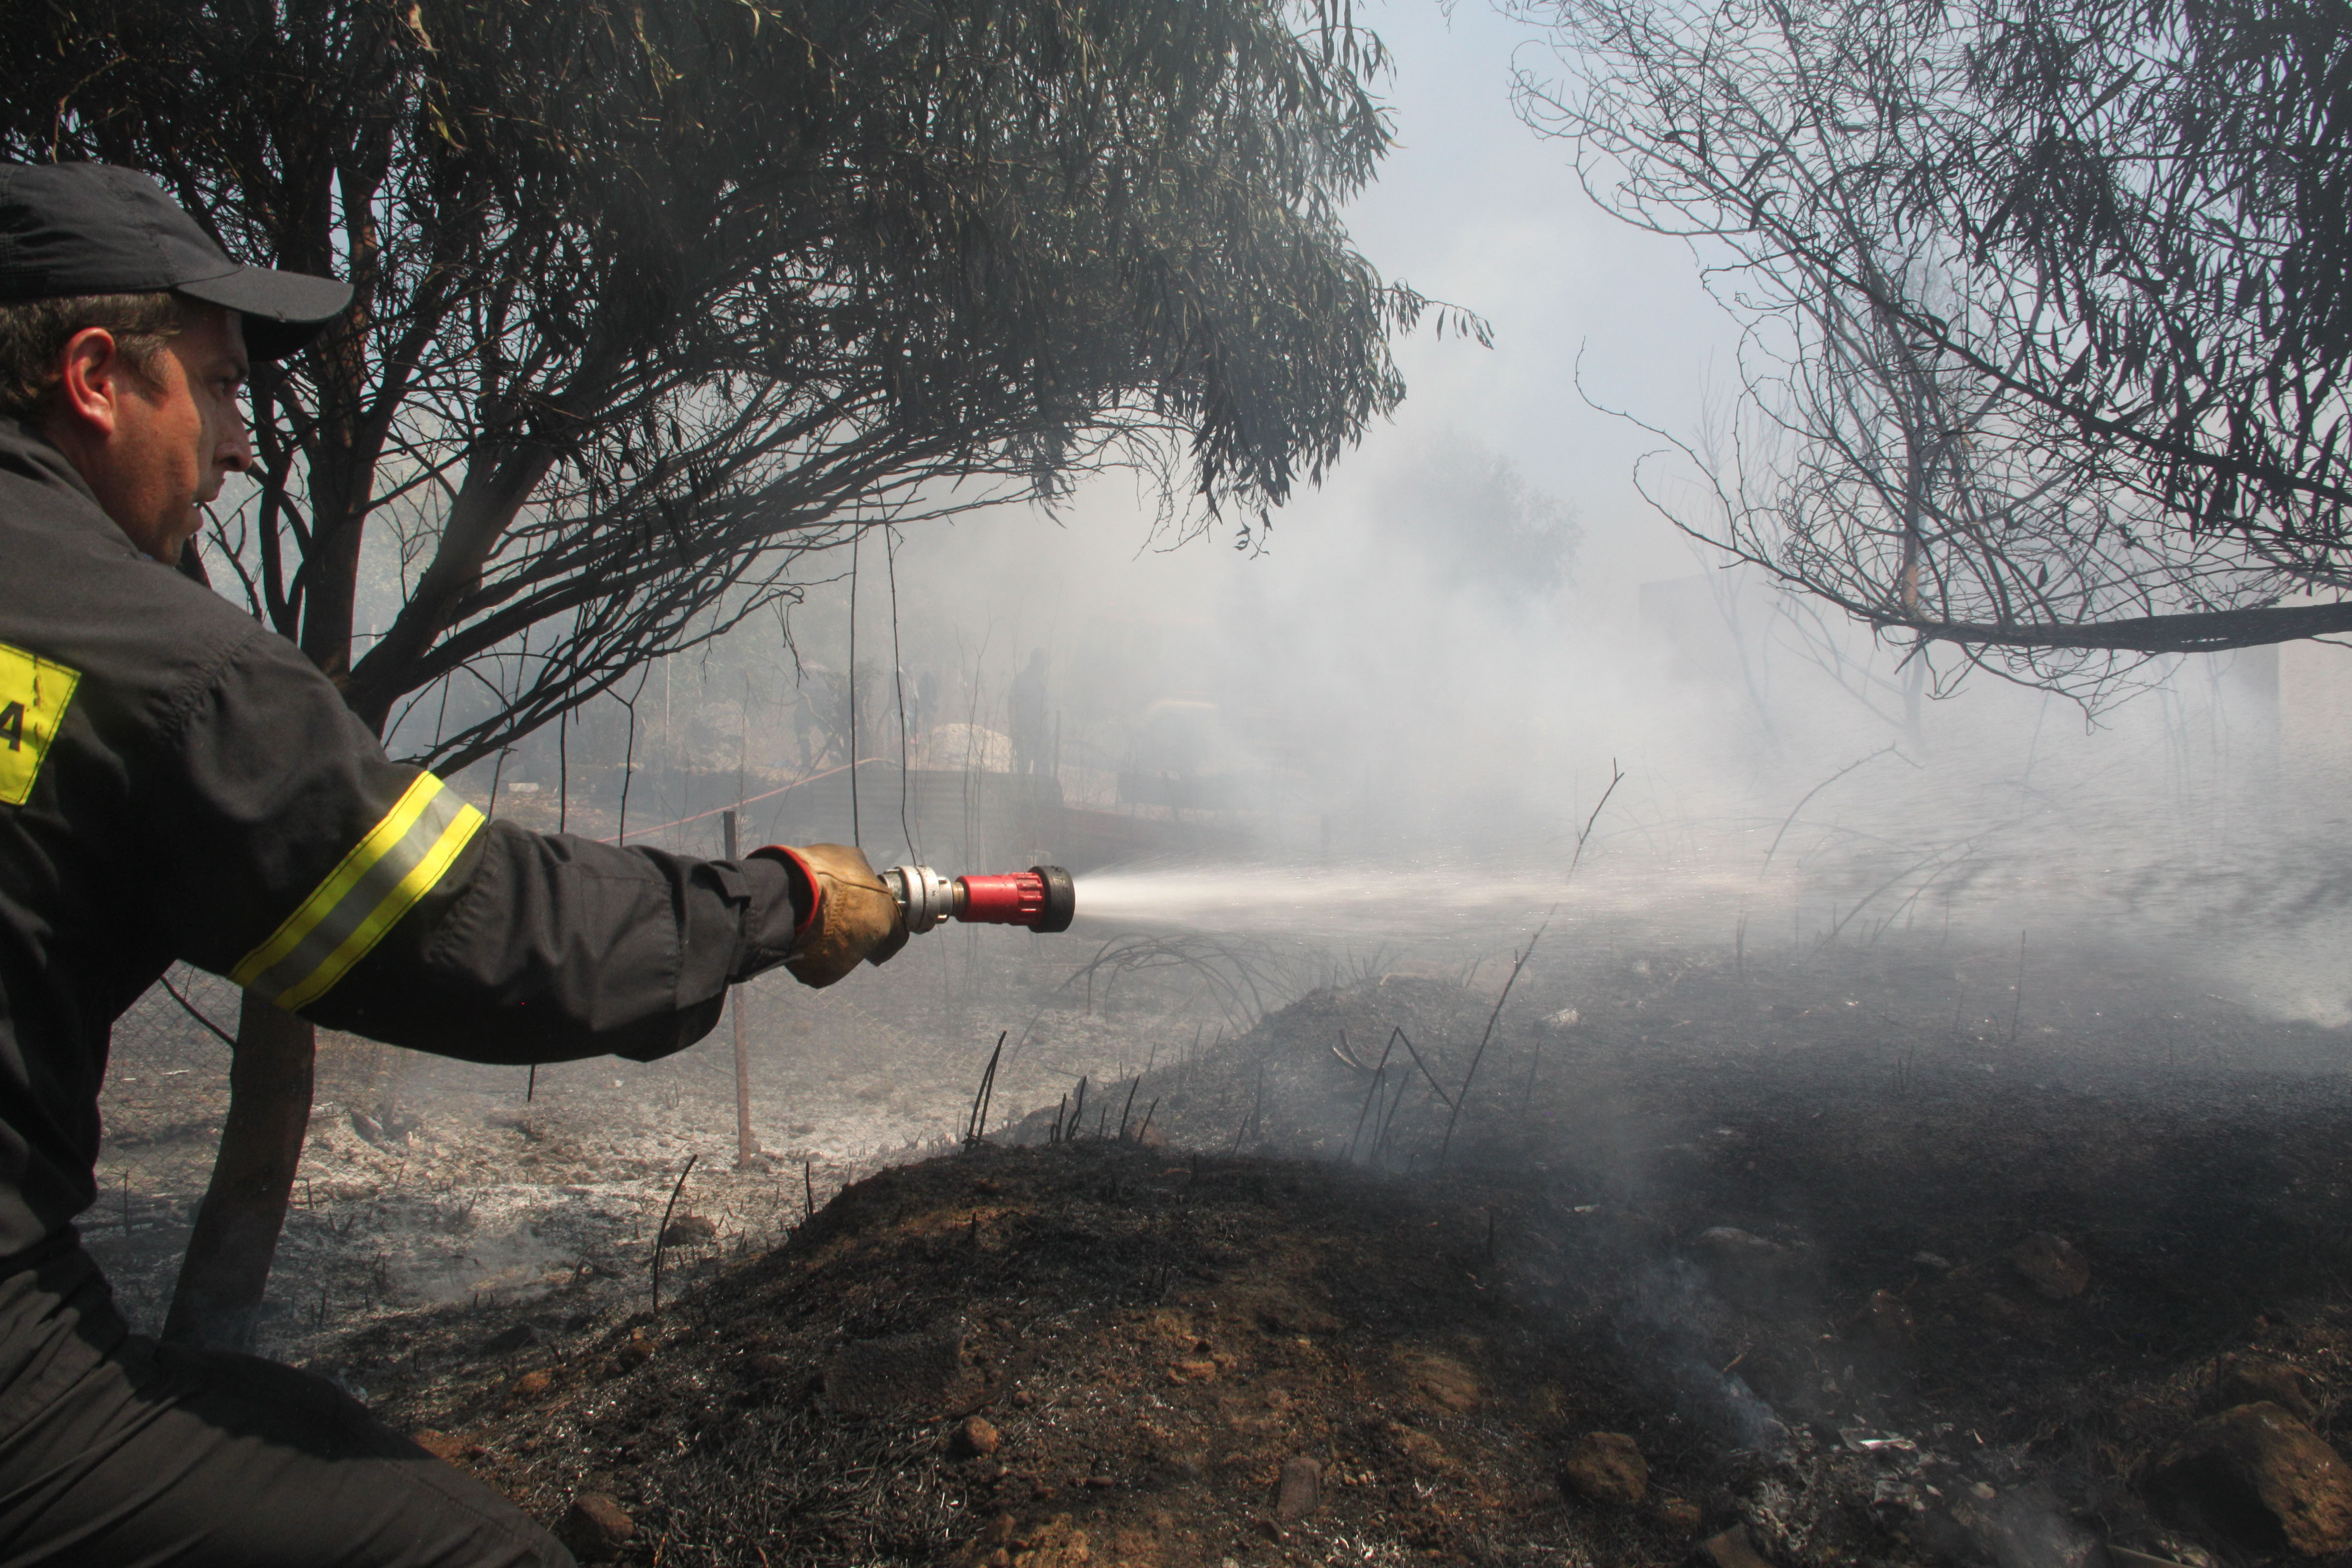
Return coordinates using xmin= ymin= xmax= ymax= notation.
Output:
xmin=162 ymin=993 xmax=316 ymax=1351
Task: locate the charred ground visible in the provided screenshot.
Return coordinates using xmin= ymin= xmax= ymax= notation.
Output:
xmin=133 ymin=928 xmax=2352 ymax=1568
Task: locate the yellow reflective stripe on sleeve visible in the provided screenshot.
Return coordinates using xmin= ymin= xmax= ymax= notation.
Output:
xmin=230 ymin=772 xmax=486 ymax=1012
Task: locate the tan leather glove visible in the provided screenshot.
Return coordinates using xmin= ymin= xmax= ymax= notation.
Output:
xmin=774 ymin=843 xmax=908 ymax=988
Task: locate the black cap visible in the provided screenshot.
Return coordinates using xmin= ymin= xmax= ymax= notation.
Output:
xmin=0 ymin=162 xmax=350 ymax=360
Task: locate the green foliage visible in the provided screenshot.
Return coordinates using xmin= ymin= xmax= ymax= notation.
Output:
xmin=0 ymin=0 xmax=1460 ymax=763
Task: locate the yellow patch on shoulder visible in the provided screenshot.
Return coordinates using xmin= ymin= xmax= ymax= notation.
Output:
xmin=0 ymin=641 xmax=79 ymax=806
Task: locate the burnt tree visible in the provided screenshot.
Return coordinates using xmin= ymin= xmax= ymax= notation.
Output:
xmin=1518 ymin=0 xmax=2352 ymax=702
xmin=2 ymin=0 xmax=1464 ymax=1347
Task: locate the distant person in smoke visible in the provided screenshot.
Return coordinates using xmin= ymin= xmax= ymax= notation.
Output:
xmin=1010 ymin=646 xmax=1050 ymax=778
xmin=0 ymin=163 xmax=908 ymax=1567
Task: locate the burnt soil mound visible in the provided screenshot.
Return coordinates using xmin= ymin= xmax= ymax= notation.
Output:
xmin=344 ymin=938 xmax=2352 ymax=1568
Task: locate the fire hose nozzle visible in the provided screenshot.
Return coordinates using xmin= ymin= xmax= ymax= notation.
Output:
xmin=881 ymin=864 xmax=1076 ymax=935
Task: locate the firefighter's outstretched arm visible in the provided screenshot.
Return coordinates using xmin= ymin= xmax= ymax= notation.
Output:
xmin=147 ymin=626 xmax=905 ymax=1067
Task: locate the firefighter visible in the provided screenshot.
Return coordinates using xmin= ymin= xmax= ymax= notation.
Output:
xmin=0 ymin=162 xmax=906 ymax=1565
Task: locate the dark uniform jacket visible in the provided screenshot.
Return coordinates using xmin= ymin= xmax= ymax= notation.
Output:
xmin=0 ymin=417 xmax=806 ymax=1266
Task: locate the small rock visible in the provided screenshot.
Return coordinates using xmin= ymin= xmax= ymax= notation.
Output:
xmin=2148 ymin=1400 xmax=2352 ymax=1555
xmin=2009 ymin=1233 xmax=2089 ymax=1300
xmin=1275 ymin=1455 xmax=1322 ymax=1521
xmin=482 ymin=1323 xmax=538 ymax=1355
xmin=1696 ymin=1227 xmax=1789 ymax=1292
xmin=612 ymin=1326 xmax=656 ymax=1372
xmin=1655 ymin=1496 xmax=1703 ymax=1533
xmin=660 ymin=1213 xmax=718 ymax=1247
xmin=2221 ymin=1357 xmax=2318 ymax=1422
xmin=958 ymin=1513 xmax=1018 ymax=1568
xmin=1011 ymin=1388 xmax=1035 ymax=1407
xmin=1166 ymin=1358 xmax=1219 ymax=1384
xmin=1560 ymin=1431 xmax=1647 ymax=1506
xmin=1697 ymin=1225 xmax=1778 ymax=1258
xmin=1399 ymin=1350 xmax=1480 ymax=1413
xmin=950 ymin=1416 xmax=1001 ymax=1459
xmin=558 ymin=1493 xmax=635 ymax=1563
xmin=509 ymin=1370 xmax=553 ymax=1399
xmin=1388 ymin=1421 xmax=1452 ymax=1474
xmin=1700 ymin=1524 xmax=1773 ymax=1568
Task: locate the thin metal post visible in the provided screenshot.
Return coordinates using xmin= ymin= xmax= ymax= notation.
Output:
xmin=724 ymin=809 xmax=755 ymax=1166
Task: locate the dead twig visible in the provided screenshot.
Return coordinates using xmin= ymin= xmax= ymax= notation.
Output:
xmin=1566 ymin=760 xmax=1627 ymax=884
xmin=1331 ymin=1030 xmax=1372 ymax=1073
xmin=1760 ymin=746 xmax=1895 ymax=878
xmin=1374 ymin=1077 xmax=1421 ymax=1166
xmin=1346 ymin=1029 xmax=1402 ymax=1165
xmin=158 ymin=970 xmax=235 ymax=1048
xmin=1231 ymin=1065 xmax=1265 ymax=1155
xmin=651 ymin=1152 xmax=699 ymax=1314
xmin=964 ymin=1031 xmax=1006 ymax=1145
xmin=1390 ymin=1027 xmax=1454 ymax=1110
xmin=1441 ymin=916 xmax=1551 ymax=1167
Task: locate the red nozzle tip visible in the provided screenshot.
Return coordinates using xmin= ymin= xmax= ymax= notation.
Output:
xmin=953 ymin=866 xmax=1076 ymax=931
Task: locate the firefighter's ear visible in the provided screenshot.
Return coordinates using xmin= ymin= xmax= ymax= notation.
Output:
xmin=50 ymin=327 xmax=134 ymax=439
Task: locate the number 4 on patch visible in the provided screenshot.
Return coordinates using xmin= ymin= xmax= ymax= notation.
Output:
xmin=0 ymin=644 xmax=80 ymax=807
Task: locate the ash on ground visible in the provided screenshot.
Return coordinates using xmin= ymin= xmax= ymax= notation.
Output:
xmin=92 ymin=924 xmax=2352 ymax=1567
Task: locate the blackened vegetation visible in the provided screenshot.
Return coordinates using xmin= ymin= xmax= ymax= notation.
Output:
xmin=375 ymin=1145 xmax=1705 ymax=1566
xmin=330 ymin=936 xmax=2352 ymax=1566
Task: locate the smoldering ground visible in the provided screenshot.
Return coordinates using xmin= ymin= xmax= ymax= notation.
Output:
xmin=84 ymin=408 xmax=2352 ymax=1567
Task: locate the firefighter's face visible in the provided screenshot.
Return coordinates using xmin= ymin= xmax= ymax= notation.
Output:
xmin=50 ymin=305 xmax=253 ymax=565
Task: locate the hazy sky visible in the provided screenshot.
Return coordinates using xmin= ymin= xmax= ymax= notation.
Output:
xmin=1331 ymin=0 xmax=1737 ymax=582
xmin=878 ymin=0 xmax=1749 ymax=710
